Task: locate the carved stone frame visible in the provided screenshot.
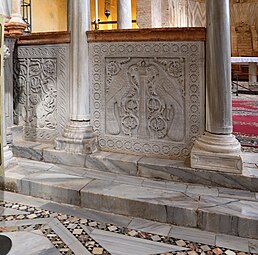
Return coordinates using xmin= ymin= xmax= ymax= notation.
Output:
xmin=89 ymin=41 xmax=205 ymax=159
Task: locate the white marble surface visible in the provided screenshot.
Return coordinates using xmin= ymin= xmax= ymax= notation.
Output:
xmin=117 ymin=0 xmax=132 ymax=29
xmin=0 ymin=0 xmax=11 ymax=16
xmin=3 ymin=156 xmax=258 ymax=240
xmin=4 ymin=231 xmax=61 ymax=255
xmin=90 ymin=229 xmax=187 ymax=254
xmin=1 ymin=190 xmax=257 ymax=253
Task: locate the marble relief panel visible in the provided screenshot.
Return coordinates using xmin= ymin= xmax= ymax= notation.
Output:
xmin=89 ymin=42 xmax=205 ymax=159
xmin=13 ymin=45 xmax=70 ymax=143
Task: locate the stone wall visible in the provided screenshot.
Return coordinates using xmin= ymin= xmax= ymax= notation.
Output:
xmin=88 ymin=29 xmax=205 ymax=160
xmin=136 ymin=0 xmax=258 ymax=56
xmin=13 ymin=44 xmax=70 ymax=143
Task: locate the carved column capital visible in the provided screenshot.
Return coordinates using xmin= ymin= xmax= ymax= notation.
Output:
xmin=5 ymin=0 xmax=27 ymax=37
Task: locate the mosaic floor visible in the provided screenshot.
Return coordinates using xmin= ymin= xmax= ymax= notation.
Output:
xmin=0 ymin=191 xmax=256 ymax=255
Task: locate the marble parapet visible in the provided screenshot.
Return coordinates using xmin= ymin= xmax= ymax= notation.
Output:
xmin=88 ymin=35 xmax=205 ymax=160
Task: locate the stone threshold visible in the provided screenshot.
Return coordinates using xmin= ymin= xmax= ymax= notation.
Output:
xmin=1 ymin=157 xmax=258 ymax=240
xmin=12 ymin=140 xmax=258 ymax=192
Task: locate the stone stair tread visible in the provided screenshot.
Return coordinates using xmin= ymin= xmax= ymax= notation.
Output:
xmin=12 ymin=141 xmax=258 ymax=192
xmin=2 ymin=157 xmax=258 ymax=239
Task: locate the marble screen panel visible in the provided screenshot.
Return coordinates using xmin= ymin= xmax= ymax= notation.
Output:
xmin=90 ymin=42 xmax=205 ymax=159
xmin=13 ymin=45 xmax=70 ymax=143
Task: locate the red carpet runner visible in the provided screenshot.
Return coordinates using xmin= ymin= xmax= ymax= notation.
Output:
xmin=232 ymin=98 xmax=258 ymax=148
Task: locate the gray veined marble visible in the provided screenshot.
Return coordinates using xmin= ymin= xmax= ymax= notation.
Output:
xmin=169 ymin=225 xmax=216 ymax=245
xmin=89 ymin=228 xmax=188 ymax=255
xmin=127 ymin=217 xmax=172 ymax=236
xmin=3 ymin=231 xmax=61 ymax=255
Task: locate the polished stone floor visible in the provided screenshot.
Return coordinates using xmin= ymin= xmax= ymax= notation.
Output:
xmin=0 ymin=190 xmax=257 ymax=255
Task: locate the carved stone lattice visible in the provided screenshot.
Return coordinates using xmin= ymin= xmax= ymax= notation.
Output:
xmin=90 ymin=42 xmax=205 ymax=159
xmin=14 ymin=45 xmax=69 ymax=142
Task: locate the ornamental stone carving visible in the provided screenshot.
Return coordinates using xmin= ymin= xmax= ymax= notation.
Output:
xmin=89 ymin=42 xmax=205 ymax=159
xmin=14 ymin=45 xmax=70 ymax=142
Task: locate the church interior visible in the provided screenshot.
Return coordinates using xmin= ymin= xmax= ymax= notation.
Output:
xmin=0 ymin=1 xmax=257 ymax=254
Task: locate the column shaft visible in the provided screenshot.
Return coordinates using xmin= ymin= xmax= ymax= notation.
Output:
xmin=55 ymin=0 xmax=97 ymax=154
xmin=249 ymin=62 xmax=257 ymax=83
xmin=151 ymin=0 xmax=162 ymax=28
xmin=70 ymin=0 xmax=91 ymax=120
xmin=2 ymin=45 xmax=14 ymax=167
xmin=190 ymin=0 xmax=242 ymax=173
xmin=206 ymin=0 xmax=232 ymax=134
xmin=9 ymin=0 xmax=24 ymax=23
xmin=117 ymin=0 xmax=132 ymax=29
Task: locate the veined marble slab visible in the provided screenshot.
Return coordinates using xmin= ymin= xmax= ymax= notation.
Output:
xmin=5 ymin=170 xmax=93 ymax=205
xmin=89 ymin=228 xmax=188 ymax=255
xmin=12 ymin=142 xmax=258 ymax=192
xmin=3 ymin=231 xmax=61 ymax=255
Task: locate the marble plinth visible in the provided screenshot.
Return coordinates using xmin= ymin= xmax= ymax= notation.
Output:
xmin=3 ymin=145 xmax=16 ymax=168
xmin=191 ymin=132 xmax=243 ymax=173
xmin=55 ymin=121 xmax=97 ymax=154
xmin=11 ymin=140 xmax=258 ymax=192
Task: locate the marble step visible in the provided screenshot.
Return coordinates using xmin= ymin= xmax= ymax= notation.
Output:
xmin=2 ymin=157 xmax=258 ymax=240
xmin=12 ymin=140 xmax=258 ymax=192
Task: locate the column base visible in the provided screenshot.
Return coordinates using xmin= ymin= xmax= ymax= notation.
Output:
xmin=190 ymin=132 xmax=243 ymax=173
xmin=55 ymin=121 xmax=98 ymax=154
xmin=3 ymin=145 xmax=16 ymax=168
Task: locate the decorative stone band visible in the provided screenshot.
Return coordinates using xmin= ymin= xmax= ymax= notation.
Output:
xmin=17 ymin=32 xmax=71 ymax=46
xmin=87 ymin=28 xmax=206 ymax=43
xmin=5 ymin=22 xmax=26 ymax=37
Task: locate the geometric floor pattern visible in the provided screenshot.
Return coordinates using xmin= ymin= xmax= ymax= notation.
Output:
xmin=0 ymin=194 xmax=255 ymax=255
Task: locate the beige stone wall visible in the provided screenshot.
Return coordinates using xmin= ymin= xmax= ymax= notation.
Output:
xmin=231 ymin=0 xmax=258 ymax=56
xmin=90 ymin=0 xmax=137 ymax=30
xmin=31 ymin=0 xmax=67 ymax=32
xmin=136 ymin=0 xmax=258 ymax=56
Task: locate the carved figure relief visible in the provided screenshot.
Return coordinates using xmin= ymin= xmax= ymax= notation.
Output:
xmin=13 ymin=45 xmax=69 ymax=142
xmin=106 ymin=58 xmax=185 ymax=141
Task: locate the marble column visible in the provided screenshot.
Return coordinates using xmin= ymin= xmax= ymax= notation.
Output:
xmin=2 ymin=45 xmax=15 ymax=168
xmin=249 ymin=62 xmax=257 ymax=84
xmin=55 ymin=0 xmax=97 ymax=154
xmin=151 ymin=0 xmax=162 ymax=28
xmin=191 ymin=0 xmax=243 ymax=173
xmin=117 ymin=0 xmax=132 ymax=29
xmin=6 ymin=0 xmax=26 ymax=36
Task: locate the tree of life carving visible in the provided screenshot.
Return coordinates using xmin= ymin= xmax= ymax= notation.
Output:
xmin=14 ymin=58 xmax=57 ymax=130
xmin=105 ymin=58 xmax=185 ymax=141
